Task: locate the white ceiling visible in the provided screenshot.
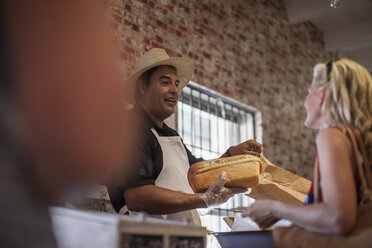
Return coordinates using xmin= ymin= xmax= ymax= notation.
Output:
xmin=284 ymin=0 xmax=372 ymax=73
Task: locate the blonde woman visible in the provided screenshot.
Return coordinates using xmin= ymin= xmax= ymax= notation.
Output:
xmin=243 ymin=59 xmax=372 ymax=235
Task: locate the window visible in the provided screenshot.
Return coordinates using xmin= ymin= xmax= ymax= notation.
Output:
xmin=177 ymin=82 xmax=260 ymax=247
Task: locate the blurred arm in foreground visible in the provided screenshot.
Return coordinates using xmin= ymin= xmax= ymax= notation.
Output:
xmin=1 ymin=0 xmax=134 ymax=247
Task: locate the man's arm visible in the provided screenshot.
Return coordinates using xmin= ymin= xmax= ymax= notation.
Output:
xmin=124 ymin=172 xmax=246 ymax=215
xmin=124 ymin=185 xmax=206 ymax=215
xmin=221 ymin=139 xmax=262 ymax=158
xmin=184 ymin=139 xmax=263 ymax=165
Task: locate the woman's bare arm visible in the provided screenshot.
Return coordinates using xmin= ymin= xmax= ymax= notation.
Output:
xmin=244 ymin=128 xmax=358 ymax=235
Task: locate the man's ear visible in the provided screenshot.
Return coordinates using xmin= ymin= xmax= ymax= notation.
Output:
xmin=136 ymin=79 xmax=148 ymax=96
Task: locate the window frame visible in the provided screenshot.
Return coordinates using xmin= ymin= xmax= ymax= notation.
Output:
xmin=176 ymin=81 xmax=262 ymax=232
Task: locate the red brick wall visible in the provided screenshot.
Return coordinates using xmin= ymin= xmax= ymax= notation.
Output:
xmin=109 ymin=0 xmax=334 ymax=178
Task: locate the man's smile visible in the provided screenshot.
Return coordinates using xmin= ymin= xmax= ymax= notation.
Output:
xmin=164 ymin=97 xmax=178 ymax=105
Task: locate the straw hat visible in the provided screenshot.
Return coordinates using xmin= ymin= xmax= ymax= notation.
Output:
xmin=127 ymin=48 xmax=194 ymax=90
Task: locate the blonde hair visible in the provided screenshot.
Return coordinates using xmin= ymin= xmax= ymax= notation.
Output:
xmin=313 ymin=58 xmax=372 ymax=163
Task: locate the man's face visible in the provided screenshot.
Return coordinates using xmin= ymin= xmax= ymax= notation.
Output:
xmin=142 ymin=65 xmax=180 ymax=121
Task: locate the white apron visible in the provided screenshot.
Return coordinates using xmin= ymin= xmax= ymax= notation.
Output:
xmin=120 ymin=128 xmax=201 ymax=225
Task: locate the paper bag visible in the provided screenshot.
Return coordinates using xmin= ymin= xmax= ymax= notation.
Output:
xmin=229 ymin=213 xmax=292 ymax=232
xmin=247 ymin=156 xmax=311 ymax=204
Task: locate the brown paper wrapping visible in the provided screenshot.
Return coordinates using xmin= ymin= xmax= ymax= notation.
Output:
xmin=247 ymin=156 xmax=311 ymax=204
xmin=223 ymin=156 xmax=311 ymax=228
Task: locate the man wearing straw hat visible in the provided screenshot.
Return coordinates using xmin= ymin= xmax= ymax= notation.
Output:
xmin=108 ymin=48 xmax=262 ymax=225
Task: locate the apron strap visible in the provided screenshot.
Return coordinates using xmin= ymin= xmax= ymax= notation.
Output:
xmin=119 ymin=205 xmax=129 ymax=215
xmin=150 ymin=128 xmax=160 ymax=138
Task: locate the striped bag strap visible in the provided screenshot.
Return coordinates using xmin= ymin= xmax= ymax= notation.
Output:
xmin=313 ymin=159 xmax=319 ymax=204
xmin=344 ymin=126 xmax=372 ymax=205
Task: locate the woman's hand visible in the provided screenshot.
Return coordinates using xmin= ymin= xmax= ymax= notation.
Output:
xmin=242 ymin=200 xmax=280 ymax=228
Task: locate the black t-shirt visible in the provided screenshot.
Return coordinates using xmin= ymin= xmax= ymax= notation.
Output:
xmin=108 ymin=105 xmax=203 ymax=212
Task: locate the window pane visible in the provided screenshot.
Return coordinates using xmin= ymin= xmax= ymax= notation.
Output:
xmin=177 ymin=82 xmax=257 ymax=243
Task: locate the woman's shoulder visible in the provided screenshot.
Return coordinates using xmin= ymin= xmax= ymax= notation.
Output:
xmin=316 ymin=126 xmax=352 ymax=152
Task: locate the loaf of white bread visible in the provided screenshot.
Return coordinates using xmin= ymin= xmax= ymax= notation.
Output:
xmin=188 ymin=154 xmax=263 ymax=193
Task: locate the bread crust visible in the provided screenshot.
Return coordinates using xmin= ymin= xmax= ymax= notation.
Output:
xmin=188 ymin=154 xmax=262 ymax=193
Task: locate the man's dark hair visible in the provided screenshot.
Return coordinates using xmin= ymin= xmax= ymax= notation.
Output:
xmin=139 ymin=66 xmax=161 ymax=86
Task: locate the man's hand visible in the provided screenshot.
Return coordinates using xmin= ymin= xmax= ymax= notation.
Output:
xmin=229 ymin=139 xmax=262 ymax=157
xmin=198 ymin=171 xmax=246 ymax=209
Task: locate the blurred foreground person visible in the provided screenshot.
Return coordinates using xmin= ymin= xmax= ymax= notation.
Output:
xmin=243 ymin=59 xmax=372 ymax=244
xmin=1 ymin=0 xmax=133 ymax=247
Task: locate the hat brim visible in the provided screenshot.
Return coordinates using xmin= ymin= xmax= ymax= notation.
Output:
xmin=127 ymin=57 xmax=194 ymax=91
